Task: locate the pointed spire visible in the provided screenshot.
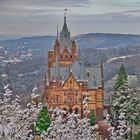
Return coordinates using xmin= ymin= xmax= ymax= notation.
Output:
xmin=55 ymin=53 xmax=60 ymax=81
xmin=60 ymin=9 xmax=72 ymax=52
xmin=64 ymin=9 xmax=68 ymax=24
xmin=57 ymin=25 xmax=59 ymax=40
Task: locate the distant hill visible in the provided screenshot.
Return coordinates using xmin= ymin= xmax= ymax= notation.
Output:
xmin=0 ymin=36 xmax=55 ymax=51
xmin=75 ymin=33 xmax=140 ymax=49
xmin=0 ymin=33 xmax=140 ymax=95
xmin=1 ymin=33 xmax=140 ymax=51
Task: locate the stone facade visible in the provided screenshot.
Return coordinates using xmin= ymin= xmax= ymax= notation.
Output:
xmin=43 ymin=16 xmax=104 ymax=120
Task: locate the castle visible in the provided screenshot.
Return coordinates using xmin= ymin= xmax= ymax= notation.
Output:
xmin=43 ymin=15 xmax=104 ymax=120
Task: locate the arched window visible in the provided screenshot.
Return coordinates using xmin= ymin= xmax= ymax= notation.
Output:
xmin=56 ymin=95 xmax=59 ymax=102
xmin=68 ymin=95 xmax=72 ymax=104
xmin=65 ymin=55 xmax=68 ymax=59
xmin=63 ymin=107 xmax=67 ymax=111
xmin=64 ymin=92 xmax=66 ymax=103
xmin=53 ymin=95 xmax=55 ymax=102
xmin=69 ymin=108 xmax=73 ymax=113
xmin=75 ymin=108 xmax=78 ymax=114
xmin=75 ymin=92 xmax=78 ymax=103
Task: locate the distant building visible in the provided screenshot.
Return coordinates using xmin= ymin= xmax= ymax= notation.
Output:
xmin=43 ymin=15 xmax=104 ymax=120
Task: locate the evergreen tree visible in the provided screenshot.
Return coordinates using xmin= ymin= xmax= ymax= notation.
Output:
xmin=108 ymin=112 xmax=130 ymax=140
xmin=89 ymin=112 xmax=96 ymax=126
xmin=126 ymin=88 xmax=140 ymax=126
xmin=36 ymin=105 xmax=51 ymax=134
xmin=112 ymin=82 xmax=130 ymax=115
xmin=112 ymin=64 xmax=128 ymax=116
xmin=133 ymin=132 xmax=140 ymax=140
xmin=112 ymin=64 xmax=140 ymax=138
xmin=114 ymin=64 xmax=127 ymax=91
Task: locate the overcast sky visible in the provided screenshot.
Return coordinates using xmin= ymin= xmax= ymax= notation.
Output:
xmin=0 ymin=0 xmax=140 ymax=36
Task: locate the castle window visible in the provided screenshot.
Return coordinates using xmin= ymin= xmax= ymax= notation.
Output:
xmin=50 ymin=97 xmax=53 ymax=103
xmin=69 ymin=108 xmax=73 ymax=113
xmin=87 ymin=71 xmax=90 ymax=77
xmin=68 ymin=95 xmax=73 ymax=104
xmin=70 ymin=55 xmax=72 ymax=58
xmin=75 ymin=92 xmax=78 ymax=103
xmin=54 ymin=95 xmax=55 ymax=102
xmin=65 ymin=55 xmax=68 ymax=59
xmin=64 ymin=92 xmax=66 ymax=103
xmin=56 ymin=95 xmax=59 ymax=102
xmin=75 ymin=108 xmax=78 ymax=114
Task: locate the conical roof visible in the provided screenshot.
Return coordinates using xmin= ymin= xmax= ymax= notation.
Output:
xmin=59 ymin=16 xmax=72 ymax=52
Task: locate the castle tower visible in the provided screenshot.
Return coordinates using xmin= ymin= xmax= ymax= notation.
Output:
xmin=48 ymin=13 xmax=77 ymax=81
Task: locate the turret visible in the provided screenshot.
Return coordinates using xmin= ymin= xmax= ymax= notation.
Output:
xmin=54 ymin=40 xmax=60 ymax=59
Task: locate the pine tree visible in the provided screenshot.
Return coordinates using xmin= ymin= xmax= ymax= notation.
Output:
xmin=112 ymin=64 xmax=140 ymax=138
xmin=114 ymin=64 xmax=127 ymax=91
xmin=89 ymin=112 xmax=96 ymax=126
xmin=112 ymin=82 xmax=130 ymax=115
xmin=133 ymin=132 xmax=140 ymax=140
xmin=36 ymin=105 xmax=51 ymax=134
xmin=126 ymin=88 xmax=140 ymax=126
xmin=112 ymin=64 xmax=128 ymax=115
xmin=108 ymin=112 xmax=130 ymax=140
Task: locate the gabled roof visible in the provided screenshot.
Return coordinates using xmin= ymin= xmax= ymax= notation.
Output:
xmin=62 ymin=71 xmax=81 ymax=90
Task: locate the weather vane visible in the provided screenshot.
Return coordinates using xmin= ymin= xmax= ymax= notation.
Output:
xmin=64 ymin=9 xmax=68 ymax=17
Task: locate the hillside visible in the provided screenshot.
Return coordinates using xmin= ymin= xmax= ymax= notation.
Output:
xmin=1 ymin=33 xmax=140 ymax=50
xmin=0 ymin=33 xmax=140 ymax=96
xmin=76 ymin=33 xmax=140 ymax=49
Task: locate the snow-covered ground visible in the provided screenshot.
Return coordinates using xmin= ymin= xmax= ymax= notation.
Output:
xmin=2 ymin=59 xmax=23 ymax=63
xmin=107 ymin=55 xmax=134 ymax=63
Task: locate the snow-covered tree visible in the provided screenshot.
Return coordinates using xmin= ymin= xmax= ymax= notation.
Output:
xmin=41 ymin=108 xmax=97 ymax=140
xmin=83 ymin=92 xmax=90 ymax=118
xmin=0 ymin=84 xmax=40 ymax=140
xmin=112 ymin=81 xmax=130 ymax=116
xmin=111 ymin=64 xmax=140 ymax=138
xmin=112 ymin=83 xmax=140 ymax=135
xmin=108 ymin=112 xmax=130 ymax=140
xmin=31 ymin=85 xmax=40 ymax=106
xmin=130 ymin=89 xmax=140 ymax=127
